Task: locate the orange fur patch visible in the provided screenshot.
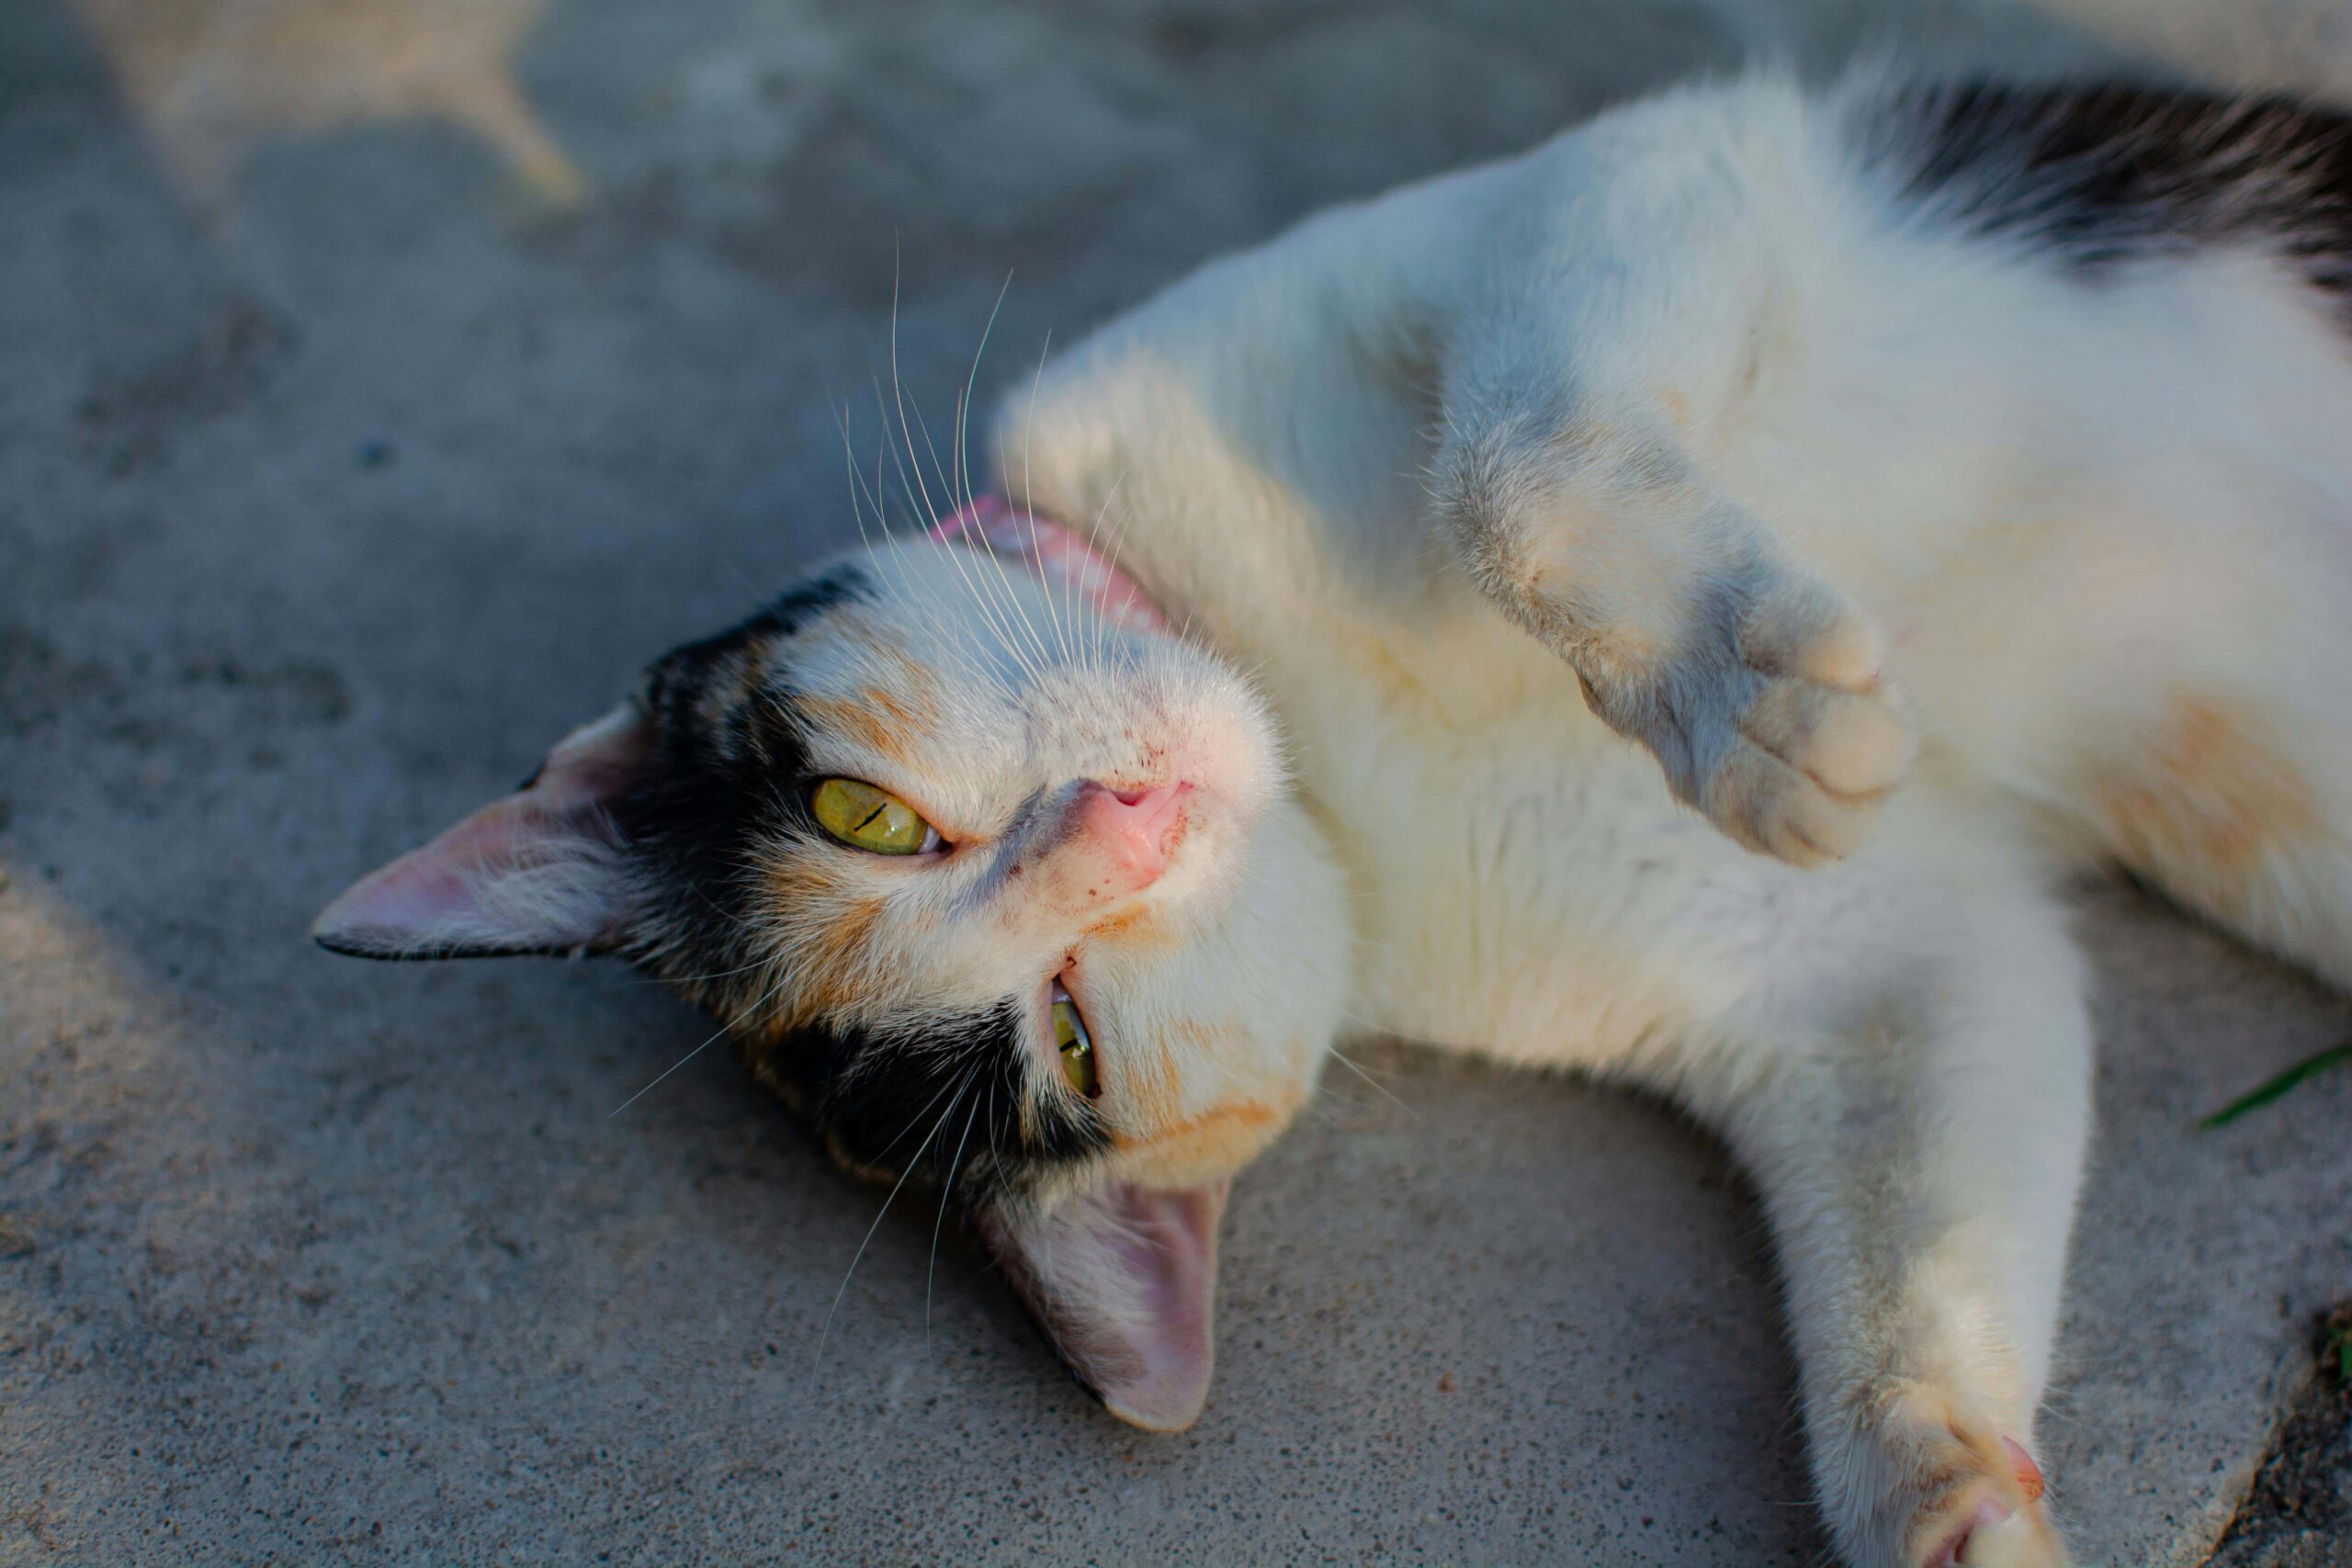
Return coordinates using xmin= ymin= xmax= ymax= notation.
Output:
xmin=795 ymin=690 xmax=926 ymax=768
xmin=1115 ymin=1027 xmax=1185 ymax=1134
xmin=870 ymin=682 xmax=936 ymax=734
xmin=1114 ymin=1089 xmax=1298 ymax=1184
xmin=789 ymin=639 xmax=945 ymax=767
xmin=2096 ymin=694 xmax=2319 ymax=895
xmin=1080 ymin=901 xmax=1187 ymax=950
xmin=837 ymin=625 xmax=947 ymax=717
xmin=1083 ymin=905 xmax=1150 ymax=939
xmin=750 ymin=853 xmax=886 ymax=1032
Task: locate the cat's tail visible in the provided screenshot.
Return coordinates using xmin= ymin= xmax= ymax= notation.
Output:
xmin=2033 ymin=0 xmax=2352 ymax=103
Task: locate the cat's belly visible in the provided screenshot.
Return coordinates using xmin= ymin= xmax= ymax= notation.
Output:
xmin=1240 ymin=606 xmax=1791 ymax=1072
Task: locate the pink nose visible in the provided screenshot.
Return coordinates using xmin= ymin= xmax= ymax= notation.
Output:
xmin=1067 ymin=780 xmax=1191 ymax=889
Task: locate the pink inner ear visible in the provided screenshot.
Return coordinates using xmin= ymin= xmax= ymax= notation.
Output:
xmin=311 ymin=705 xmax=650 ymax=960
xmin=979 ymin=1179 xmax=1229 ymax=1433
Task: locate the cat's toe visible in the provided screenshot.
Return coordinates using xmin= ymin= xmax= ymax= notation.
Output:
xmin=1738 ymin=675 xmax=1914 ymax=799
xmin=1923 ymin=1494 xmax=2066 ymax=1568
xmin=1575 ymin=652 xmax=1908 ymax=864
xmin=1685 ymin=564 xmax=1911 ymax=864
xmin=1695 ymin=720 xmax=1899 ymax=868
xmin=1735 ymin=565 xmax=1888 ymax=695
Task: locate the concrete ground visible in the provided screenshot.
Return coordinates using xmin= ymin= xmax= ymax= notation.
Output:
xmin=3 ymin=0 xmax=2348 ymax=1562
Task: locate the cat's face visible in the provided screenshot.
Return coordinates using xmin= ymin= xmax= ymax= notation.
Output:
xmin=313 ymin=510 xmax=1351 ymax=1429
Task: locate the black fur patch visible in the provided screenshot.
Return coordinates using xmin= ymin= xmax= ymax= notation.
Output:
xmin=610 ymin=560 xmax=1107 ymax=1199
xmin=616 ymin=564 xmax=876 ymax=994
xmin=1865 ymin=81 xmax=2352 ymax=304
xmin=737 ymin=1003 xmax=1110 ymax=1202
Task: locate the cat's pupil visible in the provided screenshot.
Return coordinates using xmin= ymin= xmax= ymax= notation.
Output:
xmin=809 ymin=776 xmax=931 ymax=854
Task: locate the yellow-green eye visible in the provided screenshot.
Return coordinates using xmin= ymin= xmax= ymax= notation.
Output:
xmin=810 ymin=777 xmax=936 ymax=855
xmin=1051 ymin=987 xmax=1099 ymax=1099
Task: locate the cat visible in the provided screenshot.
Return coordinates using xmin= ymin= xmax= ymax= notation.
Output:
xmin=311 ymin=67 xmax=2352 ymax=1568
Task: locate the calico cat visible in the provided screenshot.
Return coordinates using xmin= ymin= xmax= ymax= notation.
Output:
xmin=313 ymin=70 xmax=2352 ymax=1568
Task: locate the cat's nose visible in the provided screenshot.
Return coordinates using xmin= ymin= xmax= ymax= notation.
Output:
xmin=1067 ymin=780 xmax=1192 ymax=890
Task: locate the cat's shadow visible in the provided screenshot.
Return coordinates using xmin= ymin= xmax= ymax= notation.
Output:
xmin=565 ymin=968 xmax=1828 ymax=1561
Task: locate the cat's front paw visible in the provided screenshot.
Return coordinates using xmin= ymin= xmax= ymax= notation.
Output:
xmin=1913 ymin=1438 xmax=2063 ymax=1568
xmin=1712 ymin=573 xmax=1913 ymax=866
xmin=1829 ymin=1382 xmax=2068 ymax=1568
xmin=1578 ymin=570 xmax=1913 ymax=867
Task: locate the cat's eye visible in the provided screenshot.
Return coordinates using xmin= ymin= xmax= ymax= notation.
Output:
xmin=810 ymin=777 xmax=940 ymax=855
xmin=1051 ymin=984 xmax=1099 ymax=1099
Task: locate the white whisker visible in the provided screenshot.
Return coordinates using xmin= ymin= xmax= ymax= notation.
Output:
xmin=811 ymin=1072 xmax=970 ymax=1375
xmin=1324 ymin=1043 xmax=1419 ymax=1122
xmin=924 ymin=1081 xmax=987 ymax=1351
xmin=608 ymin=969 xmax=791 ymax=1118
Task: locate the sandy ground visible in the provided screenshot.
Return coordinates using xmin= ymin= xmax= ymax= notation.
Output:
xmin=3 ymin=0 xmax=2348 ymax=1562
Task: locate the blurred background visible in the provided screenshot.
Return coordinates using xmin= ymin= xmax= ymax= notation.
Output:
xmin=3 ymin=2 xmax=2348 ymax=1562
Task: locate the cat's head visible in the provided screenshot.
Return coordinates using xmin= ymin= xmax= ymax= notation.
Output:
xmin=312 ymin=503 xmax=1350 ymax=1430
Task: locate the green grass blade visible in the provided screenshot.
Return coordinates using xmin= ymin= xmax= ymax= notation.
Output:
xmin=2200 ymin=1043 xmax=2352 ymax=1129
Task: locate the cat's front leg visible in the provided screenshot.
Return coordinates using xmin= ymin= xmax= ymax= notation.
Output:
xmin=1432 ymin=392 xmax=1911 ymax=866
xmin=1686 ymin=876 xmax=2092 ymax=1566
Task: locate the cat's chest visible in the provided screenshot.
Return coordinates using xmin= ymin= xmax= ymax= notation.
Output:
xmin=1216 ymin=590 xmax=1776 ymax=1064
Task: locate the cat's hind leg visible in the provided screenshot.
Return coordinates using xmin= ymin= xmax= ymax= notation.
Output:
xmin=2074 ymin=683 xmax=2352 ymax=992
xmin=2043 ymin=523 xmax=2352 ymax=989
xmin=1919 ymin=484 xmax=2352 ymax=995
xmin=1674 ymin=845 xmax=2092 ymax=1567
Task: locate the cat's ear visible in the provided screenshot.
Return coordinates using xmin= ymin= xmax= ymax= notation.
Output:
xmin=311 ymin=704 xmax=652 ymax=961
xmin=978 ymin=1179 xmax=1228 ymax=1432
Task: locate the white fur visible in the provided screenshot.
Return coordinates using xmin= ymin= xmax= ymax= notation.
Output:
xmin=987 ymin=68 xmax=2352 ymax=1568
xmin=326 ymin=51 xmax=2351 ymax=1568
